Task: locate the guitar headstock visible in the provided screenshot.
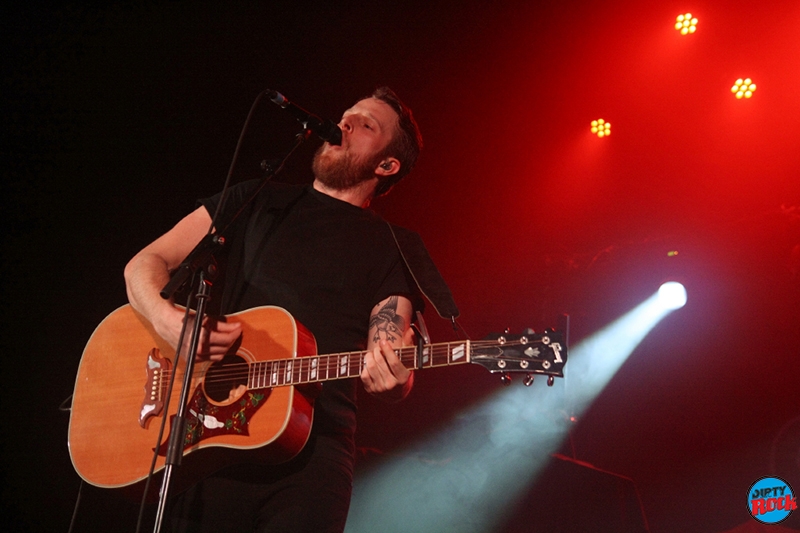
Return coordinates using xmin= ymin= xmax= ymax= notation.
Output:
xmin=471 ymin=316 xmax=568 ymax=386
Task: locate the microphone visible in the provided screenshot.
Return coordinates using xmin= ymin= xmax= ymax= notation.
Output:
xmin=266 ymin=89 xmax=342 ymax=146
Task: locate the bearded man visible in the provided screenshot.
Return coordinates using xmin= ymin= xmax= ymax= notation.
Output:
xmin=124 ymin=86 xmax=424 ymax=532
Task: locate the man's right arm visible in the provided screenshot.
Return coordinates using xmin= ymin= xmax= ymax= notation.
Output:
xmin=123 ymin=206 xmax=241 ymax=358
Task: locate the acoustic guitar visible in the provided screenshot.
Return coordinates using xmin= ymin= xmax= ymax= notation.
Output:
xmin=68 ymin=305 xmax=567 ymax=493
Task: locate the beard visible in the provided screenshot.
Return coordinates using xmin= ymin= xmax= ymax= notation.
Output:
xmin=312 ymin=145 xmax=381 ymax=191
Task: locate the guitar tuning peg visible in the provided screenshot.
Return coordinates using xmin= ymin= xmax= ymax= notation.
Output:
xmin=547 ymin=376 xmax=555 ymax=387
xmin=523 ymin=327 xmax=535 ymax=335
xmin=523 ymin=374 xmax=534 ymax=387
xmin=501 ymin=373 xmax=512 ymax=386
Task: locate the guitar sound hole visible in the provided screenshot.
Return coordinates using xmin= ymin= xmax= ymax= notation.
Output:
xmin=203 ymin=354 xmax=248 ymax=403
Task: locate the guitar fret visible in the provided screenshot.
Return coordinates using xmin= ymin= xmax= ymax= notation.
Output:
xmin=450 ymin=342 xmax=465 ymax=364
xmin=330 ymin=355 xmax=338 ymax=380
xmin=315 ymin=355 xmax=324 ymax=382
xmin=357 ymin=352 xmax=366 ymax=376
xmin=309 ymin=357 xmax=318 ymax=382
xmin=315 ymin=356 xmax=324 ymax=382
xmin=400 ymin=348 xmax=415 ymax=369
xmin=431 ymin=345 xmax=445 ymax=367
xmin=250 ymin=361 xmax=259 ymax=389
xmin=284 ymin=360 xmax=292 ymax=385
xmin=260 ymin=360 xmax=268 ymax=388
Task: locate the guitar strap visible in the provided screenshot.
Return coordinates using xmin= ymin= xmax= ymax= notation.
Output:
xmin=386 ymin=222 xmax=460 ymax=320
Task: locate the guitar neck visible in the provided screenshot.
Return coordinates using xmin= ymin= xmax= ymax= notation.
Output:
xmin=246 ymin=340 xmax=473 ymax=389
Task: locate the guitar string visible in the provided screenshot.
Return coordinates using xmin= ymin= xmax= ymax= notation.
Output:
xmin=156 ymin=340 xmax=513 ymax=384
xmin=186 ymin=340 xmax=528 ymax=380
xmin=155 ymin=346 xmax=441 ymax=386
xmin=150 ymin=340 xmax=543 ymax=389
xmin=160 ymin=340 xmax=530 ymax=385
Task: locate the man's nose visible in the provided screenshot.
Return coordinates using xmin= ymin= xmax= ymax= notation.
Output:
xmin=339 ymin=116 xmax=353 ymax=133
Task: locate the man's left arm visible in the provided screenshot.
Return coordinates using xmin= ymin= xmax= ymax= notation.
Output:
xmin=361 ymin=294 xmax=415 ymax=402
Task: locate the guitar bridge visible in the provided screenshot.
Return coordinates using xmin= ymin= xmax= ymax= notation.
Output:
xmin=139 ymin=348 xmax=171 ymax=428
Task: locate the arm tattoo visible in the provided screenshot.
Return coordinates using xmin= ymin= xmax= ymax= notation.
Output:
xmin=369 ymin=295 xmax=406 ymax=344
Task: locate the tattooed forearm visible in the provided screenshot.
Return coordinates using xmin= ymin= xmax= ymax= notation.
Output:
xmin=369 ymin=295 xmax=406 ymax=344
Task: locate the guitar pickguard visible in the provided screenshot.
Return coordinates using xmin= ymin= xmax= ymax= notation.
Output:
xmin=157 ymin=387 xmax=269 ymax=455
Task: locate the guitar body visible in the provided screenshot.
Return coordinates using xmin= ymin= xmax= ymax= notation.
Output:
xmin=68 ymin=305 xmax=317 ymax=493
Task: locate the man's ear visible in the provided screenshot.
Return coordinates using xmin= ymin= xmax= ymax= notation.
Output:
xmin=375 ymin=157 xmax=400 ymax=177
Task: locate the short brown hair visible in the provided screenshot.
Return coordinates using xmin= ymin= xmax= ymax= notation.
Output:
xmin=370 ymin=87 xmax=423 ymax=196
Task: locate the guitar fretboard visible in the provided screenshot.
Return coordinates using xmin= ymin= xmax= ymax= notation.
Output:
xmin=246 ymin=340 xmax=473 ymax=389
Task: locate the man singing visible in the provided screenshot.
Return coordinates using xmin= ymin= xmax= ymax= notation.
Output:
xmin=124 ymin=86 xmax=424 ymax=532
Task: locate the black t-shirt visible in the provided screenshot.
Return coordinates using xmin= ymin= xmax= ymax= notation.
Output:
xmin=200 ymin=180 xmax=419 ymax=463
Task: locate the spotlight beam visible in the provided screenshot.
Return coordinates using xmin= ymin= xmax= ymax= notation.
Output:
xmin=346 ymin=380 xmax=569 ymax=533
xmin=565 ymin=287 xmax=683 ymax=416
xmin=346 ymin=285 xmax=686 ymax=533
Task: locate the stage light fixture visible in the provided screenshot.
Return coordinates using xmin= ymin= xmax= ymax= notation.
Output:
xmin=591 ymin=119 xmax=611 ymax=138
xmin=675 ymin=13 xmax=698 ymax=35
xmin=658 ymin=281 xmax=687 ymax=310
xmin=731 ymin=78 xmax=757 ymax=99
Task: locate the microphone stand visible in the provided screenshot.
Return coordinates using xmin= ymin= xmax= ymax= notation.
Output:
xmin=152 ymin=268 xmax=215 ymax=533
xmin=147 ymin=107 xmax=315 ymax=532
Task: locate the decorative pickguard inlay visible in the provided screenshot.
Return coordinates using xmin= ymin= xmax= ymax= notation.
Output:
xmin=157 ymin=387 xmax=267 ymax=455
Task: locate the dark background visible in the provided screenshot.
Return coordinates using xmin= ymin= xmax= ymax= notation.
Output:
xmin=3 ymin=1 xmax=799 ymax=531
